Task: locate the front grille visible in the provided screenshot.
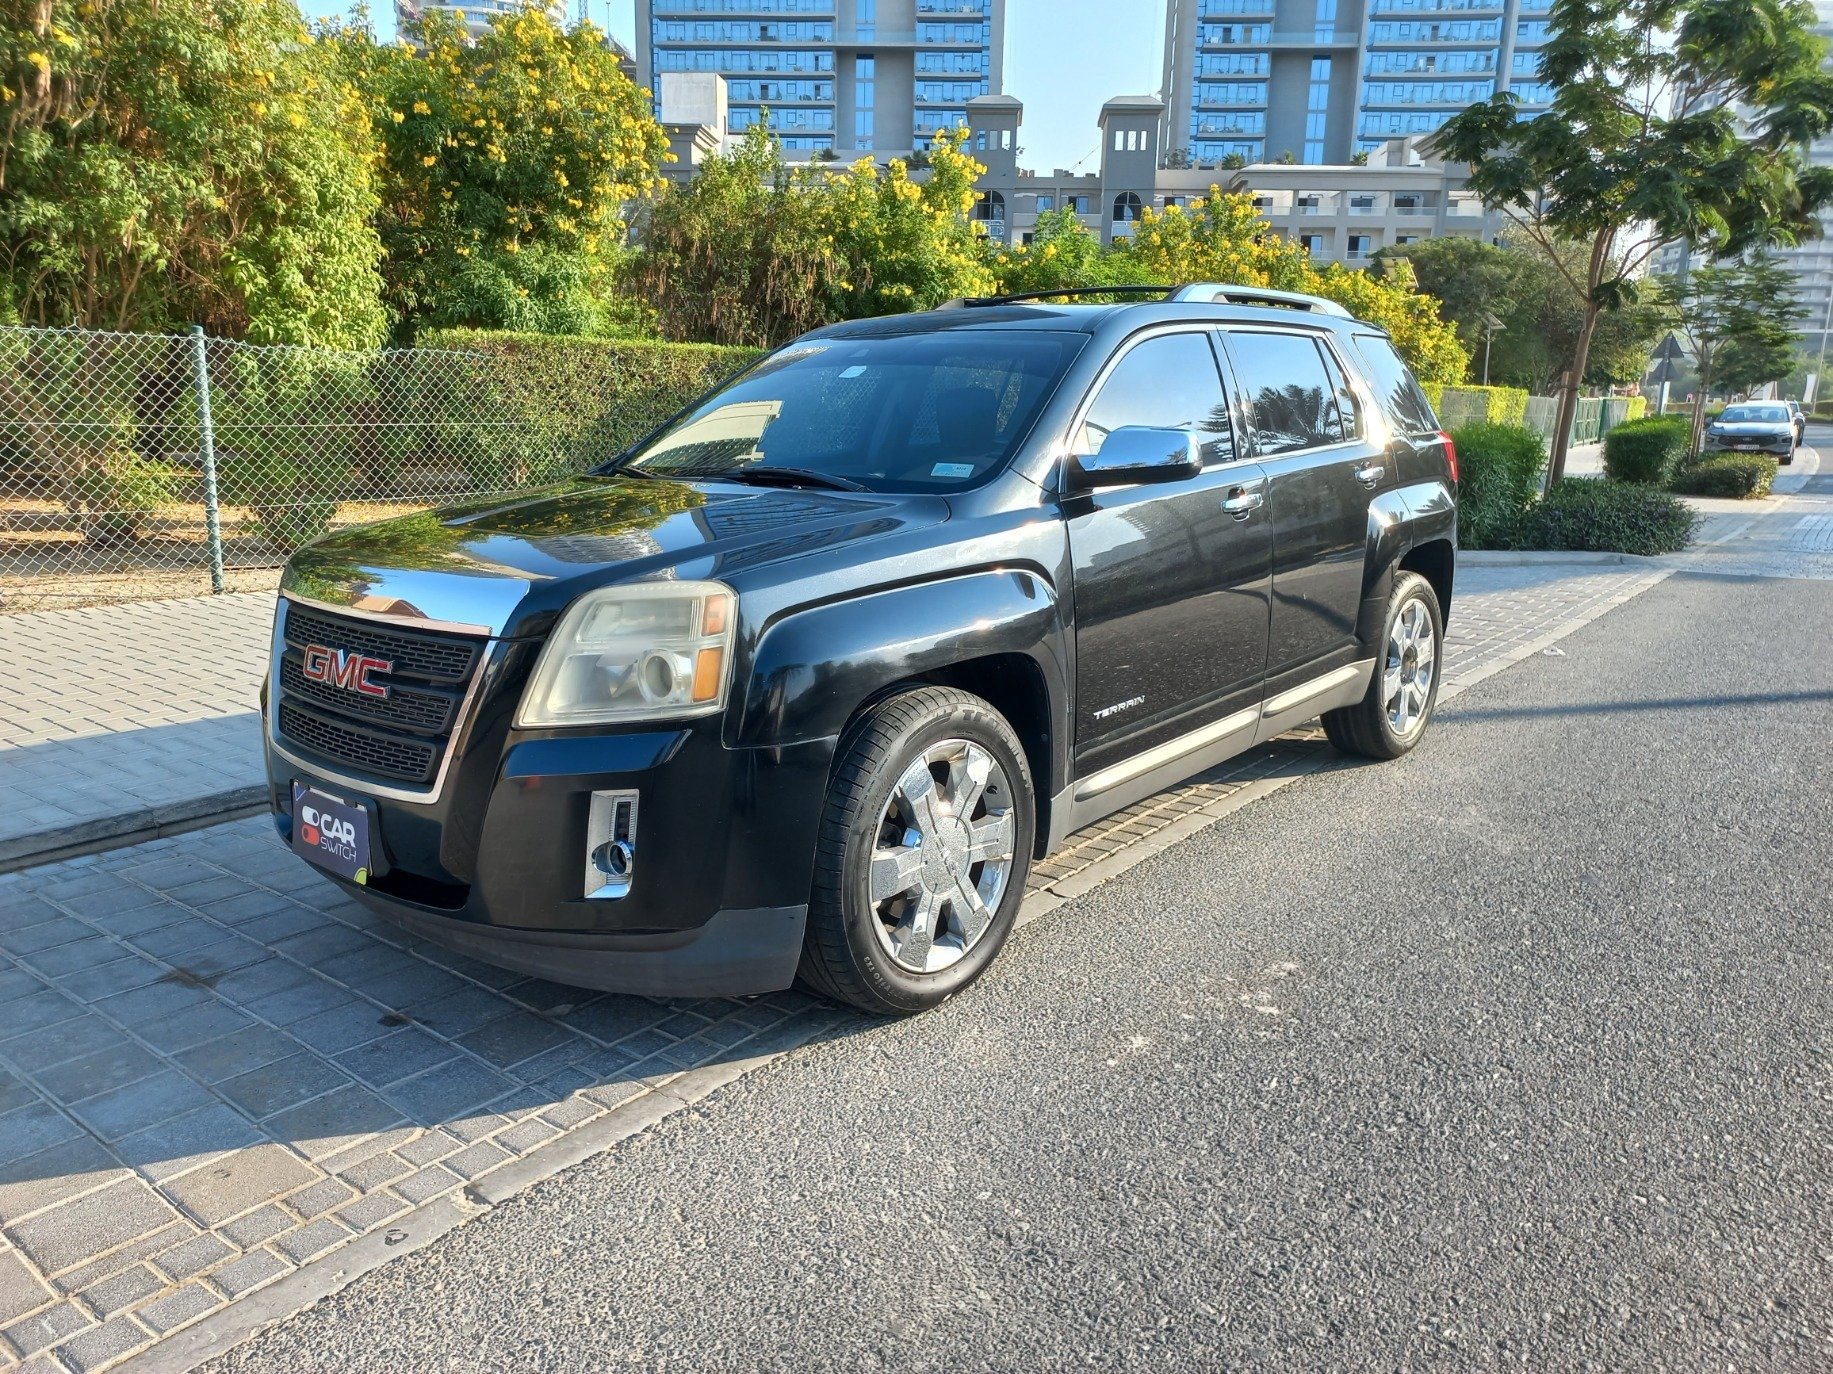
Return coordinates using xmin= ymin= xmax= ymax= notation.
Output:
xmin=275 ymin=602 xmax=488 ymax=788
xmin=277 ymin=702 xmax=440 ymax=785
xmin=279 ymin=656 xmax=456 ymax=734
xmin=283 ymin=604 xmax=480 ymax=684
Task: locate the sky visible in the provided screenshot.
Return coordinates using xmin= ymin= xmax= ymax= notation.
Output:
xmin=349 ymin=0 xmax=1166 ymax=176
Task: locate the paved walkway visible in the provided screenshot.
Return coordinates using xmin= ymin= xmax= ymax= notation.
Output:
xmin=0 ymin=597 xmax=273 ymax=869
xmin=0 ymin=554 xmax=1681 ymax=1373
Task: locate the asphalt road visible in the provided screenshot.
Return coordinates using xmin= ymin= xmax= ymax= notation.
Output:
xmin=210 ymin=568 xmax=1832 ymax=1373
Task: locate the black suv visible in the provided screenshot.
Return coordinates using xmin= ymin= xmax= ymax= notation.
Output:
xmin=264 ymin=285 xmax=1457 ymax=1015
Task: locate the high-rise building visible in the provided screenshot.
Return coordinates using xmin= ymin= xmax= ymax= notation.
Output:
xmin=1160 ymin=0 xmax=1554 ymax=167
xmin=396 ymin=0 xmax=569 ymax=42
xmin=635 ymin=0 xmax=1006 ymax=159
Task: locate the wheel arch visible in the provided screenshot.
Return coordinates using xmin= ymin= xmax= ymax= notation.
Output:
xmin=734 ymin=570 xmax=1069 ymax=831
xmin=1399 ymin=537 xmax=1455 ymax=628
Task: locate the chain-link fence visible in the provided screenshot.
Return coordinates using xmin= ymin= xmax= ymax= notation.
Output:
xmin=1 ymin=325 xmax=744 ymax=615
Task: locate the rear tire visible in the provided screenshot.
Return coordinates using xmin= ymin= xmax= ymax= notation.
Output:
xmin=1322 ymin=571 xmax=1444 ymax=761
xmin=798 ymin=686 xmax=1035 ymax=1016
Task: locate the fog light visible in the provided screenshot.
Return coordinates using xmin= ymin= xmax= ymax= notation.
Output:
xmin=584 ymin=790 xmax=638 ymax=900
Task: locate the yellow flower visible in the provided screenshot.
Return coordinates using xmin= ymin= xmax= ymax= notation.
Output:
xmin=413 ymin=100 xmax=431 ymax=115
xmin=391 ymin=110 xmax=405 ymax=123
xmin=421 ymin=154 xmax=437 ymax=166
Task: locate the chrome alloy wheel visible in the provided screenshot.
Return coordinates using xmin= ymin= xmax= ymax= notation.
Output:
xmin=868 ymin=739 xmax=1017 ymax=974
xmin=1385 ymin=595 xmax=1437 ymax=737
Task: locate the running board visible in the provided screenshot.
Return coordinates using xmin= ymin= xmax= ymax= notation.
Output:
xmin=1047 ymin=658 xmax=1375 ymax=851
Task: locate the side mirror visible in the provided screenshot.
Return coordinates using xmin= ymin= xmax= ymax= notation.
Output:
xmin=1071 ymin=427 xmax=1202 ymax=490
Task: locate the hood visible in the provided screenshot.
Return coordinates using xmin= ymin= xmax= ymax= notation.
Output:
xmin=280 ymin=476 xmax=944 ymax=637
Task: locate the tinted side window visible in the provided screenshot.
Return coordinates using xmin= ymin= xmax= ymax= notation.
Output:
xmin=1077 ymin=332 xmax=1236 ymax=465
xmin=1224 ymin=331 xmax=1342 ymax=456
xmin=1351 ymin=332 xmax=1440 ymax=436
xmin=1317 ymin=341 xmax=1362 ymax=441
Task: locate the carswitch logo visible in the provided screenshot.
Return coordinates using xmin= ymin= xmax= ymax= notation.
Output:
xmin=300 ymin=802 xmax=357 ymax=859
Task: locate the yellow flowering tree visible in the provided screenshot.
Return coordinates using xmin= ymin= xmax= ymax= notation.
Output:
xmin=989 ymin=188 xmax=1468 ymax=384
xmin=818 ymin=127 xmax=997 ymax=319
xmin=328 ymin=7 xmax=668 ymax=337
xmin=638 ymin=125 xmax=995 ymax=346
xmin=1 ymin=0 xmax=385 ymax=344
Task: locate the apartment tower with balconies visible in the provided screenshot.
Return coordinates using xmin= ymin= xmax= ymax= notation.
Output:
xmin=1160 ymin=0 xmax=1553 ymax=167
xmin=636 ymin=0 xmax=1006 ymax=158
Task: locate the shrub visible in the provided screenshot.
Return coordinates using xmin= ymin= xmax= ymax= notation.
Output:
xmin=67 ymin=451 xmax=179 ymax=545
xmin=1602 ymin=416 xmax=1690 ymax=484
xmin=415 ymin=330 xmax=764 ymax=489
xmin=1669 ymin=454 xmax=1778 ymax=499
xmin=1510 ymin=478 xmax=1697 ymax=556
xmin=1430 ymin=383 xmax=1531 ymax=428
xmin=1449 ymin=422 xmax=1546 ymax=549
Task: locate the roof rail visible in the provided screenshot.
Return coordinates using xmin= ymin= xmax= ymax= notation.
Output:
xmin=1167 ymin=284 xmax=1354 ymax=317
xmin=937 ymin=285 xmax=1177 ymax=309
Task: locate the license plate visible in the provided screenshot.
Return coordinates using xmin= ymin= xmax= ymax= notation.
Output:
xmin=292 ymin=782 xmax=372 ymax=885
xmin=1733 ymin=441 xmax=1758 ymax=448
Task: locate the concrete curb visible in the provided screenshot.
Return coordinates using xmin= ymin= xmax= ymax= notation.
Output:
xmin=0 ymin=787 xmax=269 ymax=875
xmin=1459 ymin=550 xmax=1655 ymax=567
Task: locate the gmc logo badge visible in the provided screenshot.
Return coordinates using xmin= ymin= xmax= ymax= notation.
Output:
xmin=301 ymin=645 xmax=393 ymax=700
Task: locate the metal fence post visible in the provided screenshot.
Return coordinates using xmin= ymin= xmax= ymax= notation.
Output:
xmin=190 ymin=324 xmax=225 ymax=594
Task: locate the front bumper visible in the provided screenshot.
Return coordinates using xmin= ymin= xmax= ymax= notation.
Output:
xmin=266 ymin=712 xmax=837 ymax=998
xmin=1704 ymin=433 xmax=1792 ymax=455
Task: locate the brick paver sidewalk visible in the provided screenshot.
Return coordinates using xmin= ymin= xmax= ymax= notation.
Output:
xmin=0 ymin=557 xmax=1672 ymax=1373
xmin=0 ymin=597 xmax=275 ymax=870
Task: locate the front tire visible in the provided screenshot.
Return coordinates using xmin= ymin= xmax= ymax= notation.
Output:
xmin=799 ymin=686 xmax=1036 ymax=1016
xmin=1322 ymin=571 xmax=1444 ymax=761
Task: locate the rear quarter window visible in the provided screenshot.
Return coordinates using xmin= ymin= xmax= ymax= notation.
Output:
xmin=1351 ymin=333 xmax=1440 ymax=437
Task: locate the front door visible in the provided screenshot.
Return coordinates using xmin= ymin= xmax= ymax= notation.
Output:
xmin=1219 ymin=327 xmax=1390 ymax=679
xmin=1064 ymin=329 xmax=1272 ymax=777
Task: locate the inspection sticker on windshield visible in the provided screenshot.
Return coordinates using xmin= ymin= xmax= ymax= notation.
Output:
xmin=840 ymin=365 xmax=869 ymax=379
xmin=932 ymin=462 xmax=975 ymax=478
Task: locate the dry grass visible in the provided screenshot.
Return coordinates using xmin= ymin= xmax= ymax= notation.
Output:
xmin=0 ymin=497 xmax=427 ymax=614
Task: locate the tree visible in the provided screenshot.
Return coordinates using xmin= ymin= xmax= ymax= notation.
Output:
xmin=634 ymin=125 xmax=994 ymax=347
xmin=325 ymin=7 xmax=667 ymax=338
xmin=1434 ymin=0 xmax=1833 ymax=482
xmin=1382 ymin=233 xmax=1665 ymax=391
xmin=1668 ymin=254 xmax=1807 ymax=448
xmin=1 ymin=0 xmax=386 ymax=344
xmin=988 ymin=191 xmax=1469 ymax=382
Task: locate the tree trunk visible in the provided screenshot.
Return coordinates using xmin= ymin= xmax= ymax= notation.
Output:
xmin=1547 ymin=298 xmax=1600 ymax=486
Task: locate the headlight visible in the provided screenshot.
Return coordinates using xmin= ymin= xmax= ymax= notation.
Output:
xmin=517 ymin=581 xmax=734 ymax=727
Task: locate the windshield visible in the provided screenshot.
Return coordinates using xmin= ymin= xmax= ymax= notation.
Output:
xmin=617 ymin=331 xmax=1084 ymax=492
xmin=1719 ymin=405 xmax=1787 ymax=423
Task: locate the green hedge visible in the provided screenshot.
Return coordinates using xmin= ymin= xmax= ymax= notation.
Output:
xmin=1450 ymin=422 xmax=1545 ymax=549
xmin=1510 ymin=479 xmax=1697 ymax=556
xmin=416 ymin=330 xmax=765 ymax=477
xmin=1670 ymin=454 xmax=1778 ymax=499
xmin=1420 ymin=382 xmax=1530 ymax=428
xmin=1602 ymin=416 xmax=1690 ymax=485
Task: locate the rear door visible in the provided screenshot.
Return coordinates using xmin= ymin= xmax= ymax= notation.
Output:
xmin=1219 ymin=327 xmax=1388 ymax=679
xmin=1063 ymin=329 xmax=1271 ymax=776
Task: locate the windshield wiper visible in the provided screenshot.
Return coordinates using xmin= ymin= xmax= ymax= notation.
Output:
xmin=715 ymin=466 xmax=869 ymax=492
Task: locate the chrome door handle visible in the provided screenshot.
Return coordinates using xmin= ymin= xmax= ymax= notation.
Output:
xmin=1354 ymin=462 xmax=1386 ymax=488
xmin=1222 ymin=488 xmax=1263 ymax=519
